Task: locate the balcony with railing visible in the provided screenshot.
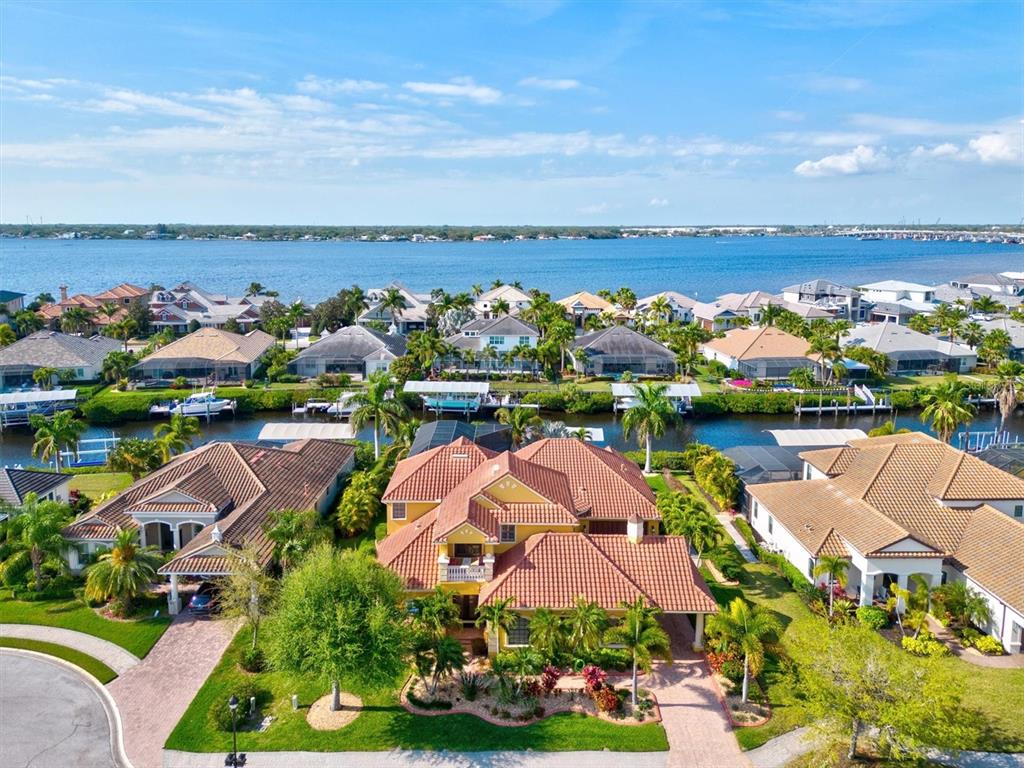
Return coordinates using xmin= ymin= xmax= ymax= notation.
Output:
xmin=438 ymin=556 xmax=494 ymax=582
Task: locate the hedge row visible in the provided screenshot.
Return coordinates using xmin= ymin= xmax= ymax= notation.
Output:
xmin=692 ymin=391 xmax=862 ymax=416
xmin=520 ymin=390 xmax=614 ymax=414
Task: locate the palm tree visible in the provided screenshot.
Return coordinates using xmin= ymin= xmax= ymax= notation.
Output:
xmin=104 ymin=318 xmax=138 ymax=352
xmin=475 ymin=596 xmax=518 ymax=654
xmin=419 ymin=635 xmax=465 ymax=696
xmin=383 ymin=418 xmax=423 ymax=464
xmin=6 ymin=494 xmax=72 ymax=591
xmin=0 ymin=324 xmax=15 ymax=347
xmin=961 ymin=321 xmax=986 ymax=350
xmin=492 ymin=298 xmax=511 ymax=317
xmin=971 ymin=295 xmax=1005 ymax=315
xmin=406 ymin=330 xmax=448 ymax=371
xmin=759 ymin=302 xmax=782 ymax=327
xmin=349 ymin=369 xmax=409 ymax=459
xmin=992 ymin=360 xmax=1023 ymax=432
xmin=935 ymin=580 xmax=992 ymax=630
xmin=907 ymin=313 xmax=934 ymax=335
xmin=101 ymin=350 xmax=136 ymax=384
xmin=30 ymin=411 xmax=85 ymax=471
xmin=471 ymin=284 xmax=483 ymax=299
xmin=84 ymin=527 xmax=161 ymax=614
xmin=494 ymin=406 xmax=543 ymax=449
xmin=14 ymin=310 xmax=44 ymax=336
xmin=380 ymin=288 xmax=408 ymax=328
xmin=934 ymin=305 xmax=968 ymax=346
xmin=683 ymin=511 xmax=721 ymax=566
xmin=566 ymin=597 xmax=608 ymax=655
xmin=98 ymin=301 xmax=121 ymax=323
xmin=809 ymin=334 xmax=842 ymax=384
xmin=528 ymin=607 xmax=565 ymax=660
xmin=60 ymin=306 xmax=94 ymax=335
xmin=264 ymin=508 xmax=324 ymax=572
xmin=919 ymin=376 xmax=975 ymax=443
xmin=706 ymin=598 xmax=781 ymax=703
xmin=979 ymin=329 xmax=1012 ymax=368
xmin=246 ymin=282 xmax=267 ymax=297
xmin=153 ymin=413 xmax=202 ymax=462
xmin=604 ymin=597 xmax=672 ymax=706
xmin=621 ymin=383 xmax=676 ymax=473
xmin=107 ymin=438 xmax=163 ymax=480
xmin=867 ymin=420 xmax=910 ymax=438
xmin=812 ymin=555 xmax=849 ymax=617
xmin=647 ymin=295 xmax=673 ymax=327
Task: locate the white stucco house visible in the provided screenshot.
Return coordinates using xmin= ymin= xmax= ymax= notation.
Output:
xmin=473 ymin=285 xmax=532 ymax=318
xmin=745 ymin=432 xmax=1024 ymax=653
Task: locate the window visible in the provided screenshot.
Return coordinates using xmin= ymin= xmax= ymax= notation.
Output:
xmin=752 ymin=500 xmax=758 ymax=519
xmin=453 ymin=543 xmax=482 ymax=559
xmin=506 ymin=615 xmax=530 ymax=646
xmin=768 ymin=516 xmax=773 ymax=534
xmin=391 ymin=502 xmax=407 ymax=520
xmin=1014 ymin=504 xmax=1023 ymax=518
xmin=500 ymin=524 xmax=516 ymax=543
xmin=488 ymin=336 xmax=505 ymax=346
xmin=518 ymin=336 xmax=531 ymax=346
xmin=808 ymin=558 xmax=815 ymax=578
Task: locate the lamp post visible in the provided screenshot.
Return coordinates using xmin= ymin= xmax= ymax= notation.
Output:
xmin=224 ymin=694 xmax=245 ymax=766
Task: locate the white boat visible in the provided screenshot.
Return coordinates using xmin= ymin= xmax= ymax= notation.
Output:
xmin=150 ymin=389 xmax=235 ymax=418
xmin=326 ymin=392 xmax=357 ymax=418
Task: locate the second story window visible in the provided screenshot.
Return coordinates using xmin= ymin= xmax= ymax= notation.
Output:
xmin=1015 ymin=504 xmax=1023 ymax=518
xmin=391 ymin=502 xmax=407 ymax=520
xmin=518 ymin=336 xmax=531 ymax=346
xmin=500 ymin=524 xmax=516 ymax=543
xmin=488 ymin=336 xmax=505 ymax=346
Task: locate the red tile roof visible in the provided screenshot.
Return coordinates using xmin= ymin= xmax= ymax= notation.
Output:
xmin=376 ymin=510 xmax=439 ymax=590
xmin=382 ymin=437 xmax=495 ymax=502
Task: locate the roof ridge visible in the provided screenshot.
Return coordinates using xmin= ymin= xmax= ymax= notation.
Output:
xmin=936 ymin=447 xmax=966 ymax=499
xmin=581 ymin=533 xmax=655 ymax=603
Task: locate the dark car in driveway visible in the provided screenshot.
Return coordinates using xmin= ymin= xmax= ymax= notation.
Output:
xmin=188 ymin=581 xmax=220 ymax=614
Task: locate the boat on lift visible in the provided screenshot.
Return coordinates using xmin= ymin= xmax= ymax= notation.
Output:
xmin=150 ymin=388 xmax=236 ymax=418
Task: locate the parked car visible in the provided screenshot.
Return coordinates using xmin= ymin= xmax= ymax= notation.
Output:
xmin=188 ymin=581 xmax=220 ymax=614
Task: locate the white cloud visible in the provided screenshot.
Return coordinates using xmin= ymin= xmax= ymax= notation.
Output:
xmin=403 ymin=77 xmax=502 ymax=105
xmin=648 ymin=197 xmax=669 ymax=207
xmin=802 ymin=75 xmax=868 ymax=93
xmin=773 ymin=110 xmax=805 ymax=122
xmin=83 ymin=88 xmax=222 ymax=122
xmin=296 ymin=76 xmax=387 ymax=95
xmin=968 ymin=132 xmax=1021 ymax=165
xmin=518 ymin=77 xmax=581 ymax=91
xmin=910 ymin=142 xmax=962 ymax=159
xmin=671 ymin=137 xmax=765 ymax=157
xmin=794 ymin=145 xmax=889 ymax=177
xmin=772 ymin=131 xmax=881 ymax=147
xmin=577 ymin=202 xmax=609 ymax=215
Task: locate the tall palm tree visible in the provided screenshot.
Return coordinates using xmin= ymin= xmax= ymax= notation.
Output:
xmin=471 ymin=284 xmax=483 ymax=298
xmin=475 ymin=596 xmax=518 ymax=654
xmin=85 ymin=527 xmax=161 ymax=614
xmin=919 ymin=376 xmax=975 ymax=443
xmin=604 ymin=597 xmax=672 ymax=706
xmin=153 ymin=413 xmax=202 ymax=461
xmin=494 ymin=406 xmax=543 ymax=449
xmin=528 ymin=607 xmax=565 ymax=660
xmin=14 ymin=310 xmax=44 ymax=337
xmin=30 ymin=411 xmax=85 ymax=472
xmin=246 ymin=282 xmax=267 ymax=297
xmin=264 ymin=508 xmax=324 ymax=572
xmin=406 ymin=330 xmax=448 ymax=371
xmin=934 ymin=305 xmax=968 ymax=346
xmin=101 ymin=350 xmax=136 ymax=383
xmin=809 ymin=334 xmax=842 ymax=384
xmin=812 ymin=555 xmax=849 ymax=617
xmin=60 ymin=306 xmax=94 ymax=335
xmin=647 ymin=295 xmax=673 ymax=327
xmin=992 ymin=360 xmax=1023 ymax=432
xmin=380 ymin=288 xmax=408 ymax=328
xmin=566 ymin=597 xmax=608 ymax=655
xmin=621 ymin=383 xmax=677 ymax=473
xmin=104 ymin=318 xmax=138 ymax=352
xmin=349 ymin=369 xmax=409 ymax=459
xmin=492 ymin=298 xmax=511 ymax=317
xmin=907 ymin=313 xmax=934 ymax=335
xmin=979 ymin=329 xmax=1012 ymax=368
xmin=7 ymin=494 xmax=72 ymax=591
xmin=759 ymin=302 xmax=782 ymax=327
xmin=683 ymin=511 xmax=721 ymax=567
xmin=383 ymin=418 xmax=423 ymax=464
xmin=706 ymin=598 xmax=781 ymax=703
xmin=961 ymin=322 xmax=986 ymax=350
xmin=107 ymin=438 xmax=163 ymax=480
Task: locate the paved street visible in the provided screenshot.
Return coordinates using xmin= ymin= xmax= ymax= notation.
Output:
xmin=0 ymin=649 xmax=127 ymax=768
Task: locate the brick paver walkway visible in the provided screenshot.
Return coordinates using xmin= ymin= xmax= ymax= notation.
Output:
xmin=0 ymin=623 xmax=141 ymax=675
xmin=109 ymin=612 xmax=235 ymax=768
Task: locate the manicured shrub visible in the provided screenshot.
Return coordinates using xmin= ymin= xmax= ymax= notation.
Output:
xmin=901 ymin=633 xmax=950 ymax=657
xmin=592 ymin=685 xmax=620 ymax=713
xmin=971 ymin=636 xmax=1005 ymax=656
xmin=719 ymin=658 xmax=746 ymax=684
xmin=856 ymin=605 xmax=890 ymax=630
xmin=709 ymin=547 xmax=745 ymax=581
xmin=209 ymin=679 xmax=260 ymax=731
xmin=240 ymin=647 xmax=265 ymax=673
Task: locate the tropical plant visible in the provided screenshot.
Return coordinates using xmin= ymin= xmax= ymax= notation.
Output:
xmin=919 ymin=376 xmax=975 ymax=443
xmin=60 ymin=306 xmax=94 ymax=335
xmin=494 ymin=406 xmax=543 ymax=449
xmin=14 ymin=310 xmax=44 ymax=337
xmin=604 ymin=597 xmax=672 ymax=706
xmin=978 ymin=329 xmax=1013 ymax=368
xmin=84 ymin=527 xmax=161 ymax=615
xmin=475 ymin=596 xmax=518 ymax=654
xmin=264 ymin=508 xmax=325 ymax=572
xmin=658 ymin=492 xmax=720 ymax=565
xmin=106 ymin=437 xmax=164 ymax=480
xmin=349 ymin=369 xmax=409 ymax=459
xmin=492 ymin=298 xmax=511 ymax=317
xmin=414 ymin=634 xmax=466 ymax=696
xmin=0 ymin=324 xmax=16 ymax=347
xmin=934 ymin=580 xmax=992 ymax=630
xmin=565 ymin=597 xmax=608 ymax=655
xmin=809 ymin=334 xmax=842 ymax=383
xmin=621 ymin=383 xmax=677 ymax=473
xmin=31 ymin=367 xmax=57 ymax=389
xmin=991 ymin=360 xmax=1023 ymax=431
xmin=410 ymin=587 xmax=461 ymax=640
xmin=812 ymin=555 xmax=849 ymax=617
xmin=789 ymin=367 xmax=816 ymax=389
xmin=528 ymin=607 xmax=566 ymax=660
xmin=706 ymin=597 xmax=781 ymax=703
xmin=971 ymin=295 xmax=1005 ymax=315
xmin=907 ymin=313 xmax=935 ymax=335
xmin=218 ymin=544 xmax=278 ymax=651
xmin=101 ymin=350 xmax=136 ymax=383
xmin=867 ymin=420 xmax=910 ymax=438
xmin=693 ymin=451 xmax=740 ymax=510
xmin=382 ymin=417 xmax=422 ymax=465
xmin=30 ymin=411 xmax=85 ymax=471
xmin=153 ymin=413 xmax=202 ymax=462
xmin=5 ymin=494 xmax=73 ymax=591
xmin=380 ymin=287 xmax=408 ymax=327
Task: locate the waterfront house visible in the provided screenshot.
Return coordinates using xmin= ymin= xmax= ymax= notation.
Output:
xmin=474 ymin=285 xmax=532 ymax=318
xmin=444 ymin=315 xmax=540 ymax=371
xmin=867 ymin=301 xmax=923 ymax=326
xmin=37 ymin=283 xmax=148 ymax=329
xmin=133 ymin=327 xmax=275 ymax=383
xmin=857 ymin=280 xmax=936 ymax=305
xmin=408 ymin=421 xmax=512 ymax=457
xmin=951 ymin=273 xmax=1024 ymax=297
xmin=722 ymin=445 xmax=804 ymax=516
xmin=556 ymin=291 xmax=617 ymax=328
xmin=745 ymin=432 xmax=1024 ymax=653
xmin=979 ymin=318 xmax=1024 ymax=360
xmin=841 ymin=321 xmax=977 ymax=374
xmin=0 ymin=290 xmax=25 ymax=320
xmin=147 ymin=282 xmax=268 ymax=334
xmin=781 ymin=279 xmax=866 ymax=321
xmin=377 ymin=437 xmax=718 ymax=651
xmin=0 ymin=467 xmax=71 ymax=506
xmin=635 ymin=291 xmax=697 ymax=324
xmin=0 ymin=331 xmax=120 ymax=388
xmin=700 ymin=326 xmax=817 ymax=380
xmin=358 ymin=282 xmax=432 ymax=335
xmin=693 ymin=290 xmax=829 ymax=331
xmin=63 ymin=439 xmax=354 ymax=613
xmin=570 ymin=325 xmax=676 ymax=377
xmin=289 ymin=325 xmax=406 ymax=379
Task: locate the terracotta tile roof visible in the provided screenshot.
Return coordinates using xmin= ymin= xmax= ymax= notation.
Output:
xmin=94 ymin=283 xmax=147 ymax=301
xmin=556 ymin=291 xmax=615 ymax=312
xmin=158 ymin=554 xmax=232 ymax=576
xmin=517 ymin=439 xmax=658 ymax=520
xmin=138 ymin=328 xmax=275 ymax=365
xmin=949 ymin=506 xmax=1024 ymax=614
xmin=479 ymin=533 xmax=718 ymax=613
xmin=63 ymin=517 xmax=119 ymax=541
xmin=376 ymin=510 xmax=439 ymax=590
xmin=702 ymin=326 xmax=813 ymax=361
xmin=798 ymin=447 xmax=854 ymax=476
xmin=382 ymin=437 xmax=495 ymax=502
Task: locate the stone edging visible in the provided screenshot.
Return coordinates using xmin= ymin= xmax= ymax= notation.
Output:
xmin=0 ymin=647 xmax=133 ymax=768
xmin=399 ymin=674 xmax=663 ymax=727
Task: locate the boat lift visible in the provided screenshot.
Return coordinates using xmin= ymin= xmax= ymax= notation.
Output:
xmin=0 ymin=389 xmax=79 ymax=431
xmin=59 ymin=434 xmax=122 ymax=468
xmin=611 ymin=382 xmax=701 ymax=414
xmin=404 ymin=381 xmax=490 ymax=417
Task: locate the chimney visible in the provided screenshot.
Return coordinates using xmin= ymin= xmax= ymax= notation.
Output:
xmin=59 ymin=285 xmax=68 ymax=302
xmin=211 ymin=523 xmax=222 ymax=543
xmin=626 ymin=514 xmax=644 ymax=544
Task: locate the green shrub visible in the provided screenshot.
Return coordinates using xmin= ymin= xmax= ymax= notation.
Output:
xmin=856 ymin=605 xmax=890 ymax=630
xmin=732 ymin=517 xmax=758 ymax=550
xmin=209 ymin=679 xmax=261 ymax=731
xmin=240 ymin=647 xmax=265 ymax=673
xmin=709 ymin=547 xmax=745 ymax=581
xmin=971 ymin=635 xmax=1005 ymax=656
xmin=901 ymin=634 xmax=950 ymax=657
xmin=719 ymin=658 xmax=745 ymax=684
xmin=958 ymin=627 xmax=982 ymax=645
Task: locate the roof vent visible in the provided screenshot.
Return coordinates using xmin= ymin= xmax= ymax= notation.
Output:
xmin=491 ymin=463 xmax=501 ymax=474
xmin=452 ymin=453 xmax=469 ymax=459
xmin=211 ymin=523 xmax=222 ymax=543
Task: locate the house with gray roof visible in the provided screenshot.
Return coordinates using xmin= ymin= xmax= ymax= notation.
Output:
xmin=0 ymin=331 xmax=120 ymax=388
xmin=781 ymin=278 xmax=865 ymax=321
xmin=444 ymin=316 xmax=539 ymax=371
xmin=722 ymin=445 xmax=804 ymax=515
xmin=0 ymin=467 xmax=72 ymax=506
xmin=289 ymin=325 xmax=406 ymax=379
xmin=570 ymin=325 xmax=676 ymax=376
xmin=842 ymin=321 xmax=977 ymax=374
xmin=979 ymin=318 xmax=1024 ymax=360
xmin=0 ymin=290 xmax=25 ymax=321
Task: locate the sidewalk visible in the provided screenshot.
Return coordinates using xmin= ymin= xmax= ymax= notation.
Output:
xmin=715 ymin=515 xmax=757 ymax=563
xmin=0 ymin=623 xmax=141 ymax=675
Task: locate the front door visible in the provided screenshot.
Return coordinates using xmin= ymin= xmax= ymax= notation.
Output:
xmin=454 ymin=594 xmax=478 ymax=627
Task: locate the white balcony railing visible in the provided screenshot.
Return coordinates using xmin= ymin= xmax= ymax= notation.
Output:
xmin=442 ymin=563 xmax=491 ymax=582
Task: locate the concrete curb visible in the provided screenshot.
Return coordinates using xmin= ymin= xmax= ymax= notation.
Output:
xmin=0 ymin=623 xmax=141 ymax=674
xmin=1 ymin=647 xmax=133 ymax=768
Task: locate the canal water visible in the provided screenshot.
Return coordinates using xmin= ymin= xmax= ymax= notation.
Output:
xmin=0 ymin=407 xmax=1009 ymax=470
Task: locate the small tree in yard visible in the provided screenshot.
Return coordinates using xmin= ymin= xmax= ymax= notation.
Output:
xmin=410 ymin=586 xmax=461 ymax=640
xmin=604 ymin=597 xmax=672 ymax=707
xmin=812 ymin=555 xmax=849 ymax=618
xmin=6 ymin=494 xmax=73 ymax=591
xmin=266 ymin=546 xmax=411 ymax=711
xmin=84 ymin=527 xmax=161 ymax=615
xmin=706 ymin=598 xmax=780 ymax=704
xmin=218 ymin=544 xmax=278 ymax=652
xmin=413 ymin=634 xmax=465 ymax=696
xmin=934 ymin=580 xmax=992 ymax=631
xmin=475 ymin=596 xmax=518 ymax=654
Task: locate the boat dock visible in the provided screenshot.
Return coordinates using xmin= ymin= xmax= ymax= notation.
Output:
xmin=795 ymin=385 xmax=892 ymax=416
xmin=0 ymin=389 xmax=79 ymax=430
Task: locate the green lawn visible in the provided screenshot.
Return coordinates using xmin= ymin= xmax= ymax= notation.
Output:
xmin=68 ymin=472 xmax=133 ymax=496
xmin=645 ymin=474 xmax=670 ymax=495
xmin=0 ymin=637 xmax=118 ymax=683
xmin=713 ymin=565 xmax=1024 ymax=752
xmin=166 ymin=632 xmax=668 ymax=753
xmin=0 ymin=589 xmax=171 ymax=658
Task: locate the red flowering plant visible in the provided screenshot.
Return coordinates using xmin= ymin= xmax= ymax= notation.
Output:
xmin=581 ymin=665 xmax=607 ymax=694
xmin=540 ymin=665 xmax=562 ymax=696
xmin=592 ymin=685 xmax=621 ymax=713
xmin=705 ymin=650 xmax=736 ymax=674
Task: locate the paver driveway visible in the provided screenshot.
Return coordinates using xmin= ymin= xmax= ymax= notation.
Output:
xmin=109 ymin=611 xmax=235 ymax=768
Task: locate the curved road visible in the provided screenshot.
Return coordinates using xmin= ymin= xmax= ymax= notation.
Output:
xmin=0 ymin=649 xmax=127 ymax=768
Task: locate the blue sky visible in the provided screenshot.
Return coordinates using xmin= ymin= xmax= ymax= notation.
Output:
xmin=1 ymin=1 xmax=1021 ymax=224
